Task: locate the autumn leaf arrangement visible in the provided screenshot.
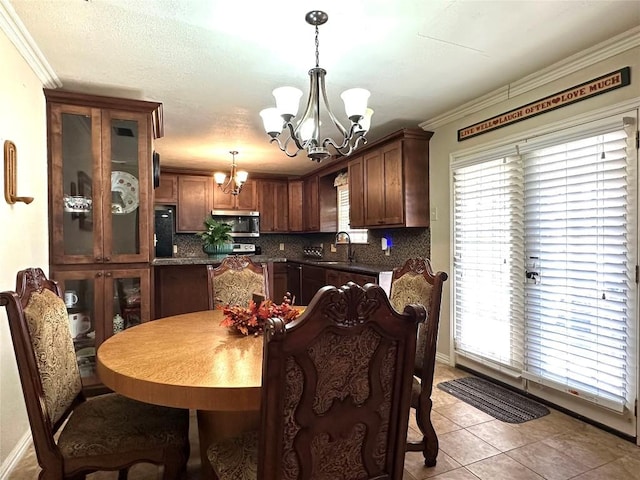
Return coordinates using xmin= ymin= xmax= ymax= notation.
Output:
xmin=220 ymin=297 xmax=300 ymax=336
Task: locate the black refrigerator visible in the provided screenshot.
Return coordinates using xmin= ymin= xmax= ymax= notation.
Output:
xmin=154 ymin=208 xmax=174 ymax=258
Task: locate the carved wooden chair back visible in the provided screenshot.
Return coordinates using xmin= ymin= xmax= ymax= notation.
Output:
xmin=208 ymin=282 xmax=426 ymax=479
xmin=206 ymin=255 xmax=270 ymax=309
xmin=1 ymin=267 xmax=189 ymax=479
xmin=389 ymin=257 xmax=448 ymax=466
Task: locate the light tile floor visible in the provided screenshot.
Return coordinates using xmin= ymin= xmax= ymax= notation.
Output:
xmin=9 ymin=362 xmax=640 ymax=479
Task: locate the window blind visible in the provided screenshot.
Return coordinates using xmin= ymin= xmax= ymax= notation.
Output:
xmin=522 ymin=122 xmax=636 ymax=412
xmin=337 ymin=184 xmax=368 ymax=243
xmin=452 ymin=155 xmax=525 ymax=371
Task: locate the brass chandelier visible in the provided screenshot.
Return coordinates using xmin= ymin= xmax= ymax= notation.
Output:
xmin=259 ymin=10 xmax=373 ymax=163
xmin=214 ymin=151 xmax=248 ymax=196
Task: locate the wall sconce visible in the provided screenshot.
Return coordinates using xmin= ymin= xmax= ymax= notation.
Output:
xmin=4 ymin=140 xmax=34 ymax=205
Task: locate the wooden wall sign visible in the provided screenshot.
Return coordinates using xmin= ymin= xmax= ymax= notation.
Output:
xmin=458 ymin=67 xmax=631 ymax=141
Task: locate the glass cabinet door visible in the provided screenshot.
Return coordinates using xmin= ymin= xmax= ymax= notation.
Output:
xmin=104 ymin=268 xmax=150 ymax=340
xmin=50 ymin=104 xmax=103 ymax=264
xmin=103 ymin=110 xmax=150 ymax=263
xmin=52 ymin=270 xmax=104 ymax=387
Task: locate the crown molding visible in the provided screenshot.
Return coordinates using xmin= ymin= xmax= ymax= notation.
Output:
xmin=420 ymin=26 xmax=640 ymax=131
xmin=0 ymin=0 xmax=61 ymax=88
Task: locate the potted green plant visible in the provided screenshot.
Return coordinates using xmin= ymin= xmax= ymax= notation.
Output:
xmin=198 ymin=216 xmax=233 ymax=256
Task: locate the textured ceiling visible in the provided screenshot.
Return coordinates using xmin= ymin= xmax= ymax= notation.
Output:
xmin=8 ymin=0 xmax=640 ymax=176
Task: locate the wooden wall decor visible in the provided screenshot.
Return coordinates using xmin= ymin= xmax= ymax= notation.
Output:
xmin=4 ymin=140 xmax=34 ymax=204
xmin=458 ymin=67 xmax=631 ymax=141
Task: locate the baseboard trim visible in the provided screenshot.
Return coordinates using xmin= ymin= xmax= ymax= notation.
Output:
xmin=0 ymin=430 xmax=32 ymax=480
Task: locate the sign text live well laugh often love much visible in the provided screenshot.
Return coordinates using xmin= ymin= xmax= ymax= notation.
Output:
xmin=458 ymin=67 xmax=631 ymax=141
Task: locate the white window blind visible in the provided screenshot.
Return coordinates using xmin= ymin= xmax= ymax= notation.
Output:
xmin=452 ymin=111 xmax=637 ymax=417
xmin=337 ymin=184 xmax=368 ymax=244
xmin=452 ymin=155 xmax=525 ymax=371
xmin=522 ymin=120 xmax=637 ymax=412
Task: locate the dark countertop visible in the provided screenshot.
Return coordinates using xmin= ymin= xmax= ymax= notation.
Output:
xmin=152 ymin=256 xmax=391 ymax=275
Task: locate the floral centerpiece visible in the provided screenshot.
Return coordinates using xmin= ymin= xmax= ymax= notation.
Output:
xmin=220 ymin=296 xmax=300 ymax=336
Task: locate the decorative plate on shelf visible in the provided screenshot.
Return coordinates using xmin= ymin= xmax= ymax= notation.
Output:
xmin=111 ymin=171 xmax=139 ymax=214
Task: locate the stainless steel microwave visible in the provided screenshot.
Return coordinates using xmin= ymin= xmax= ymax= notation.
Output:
xmin=211 ymin=210 xmax=260 ymax=238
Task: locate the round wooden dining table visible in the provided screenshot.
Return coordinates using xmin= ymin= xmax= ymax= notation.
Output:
xmin=97 ymin=309 xmax=268 ymax=477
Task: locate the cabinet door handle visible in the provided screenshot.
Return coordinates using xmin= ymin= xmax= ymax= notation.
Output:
xmin=104 ymin=256 xmax=111 ymax=262
xmin=96 ymin=272 xmax=103 ymax=278
xmin=95 ymin=256 xmax=102 ymax=262
xmin=105 ymin=272 xmax=112 ymax=277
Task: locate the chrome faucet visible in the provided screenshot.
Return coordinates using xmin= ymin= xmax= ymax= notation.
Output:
xmin=335 ymin=231 xmax=355 ymax=263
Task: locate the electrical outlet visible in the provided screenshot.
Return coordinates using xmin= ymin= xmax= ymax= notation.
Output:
xmin=330 ymin=244 xmax=337 ymax=253
xmin=385 ymin=248 xmax=390 ymax=256
xmin=279 ymin=243 xmax=285 ymax=251
xmin=430 ymin=207 xmax=439 ymax=221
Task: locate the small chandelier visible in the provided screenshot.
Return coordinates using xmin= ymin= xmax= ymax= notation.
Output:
xmin=214 ymin=151 xmax=248 ymax=196
xmin=259 ymin=10 xmax=373 ymax=163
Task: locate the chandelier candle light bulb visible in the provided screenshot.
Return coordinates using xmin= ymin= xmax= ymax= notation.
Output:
xmin=259 ymin=10 xmax=373 ymax=162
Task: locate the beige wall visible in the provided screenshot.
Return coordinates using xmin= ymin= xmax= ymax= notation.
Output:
xmin=0 ymin=30 xmax=48 ymax=471
xmin=428 ymin=46 xmax=640 ymax=361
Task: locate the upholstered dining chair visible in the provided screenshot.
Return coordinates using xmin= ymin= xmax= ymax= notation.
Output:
xmin=207 ymin=282 xmax=427 ymax=480
xmin=207 ymin=255 xmax=270 ymax=309
xmin=0 ymin=267 xmax=190 ymax=480
xmin=389 ymin=257 xmax=448 ymax=467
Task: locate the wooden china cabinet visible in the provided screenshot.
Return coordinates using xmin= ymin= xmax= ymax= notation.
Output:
xmin=45 ymin=89 xmax=162 ymax=392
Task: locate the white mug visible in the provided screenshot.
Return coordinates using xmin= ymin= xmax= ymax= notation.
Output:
xmin=68 ymin=312 xmax=91 ymax=338
xmin=64 ymin=290 xmax=78 ymax=308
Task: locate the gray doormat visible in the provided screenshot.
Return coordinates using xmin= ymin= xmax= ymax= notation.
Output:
xmin=437 ymin=376 xmax=550 ymax=423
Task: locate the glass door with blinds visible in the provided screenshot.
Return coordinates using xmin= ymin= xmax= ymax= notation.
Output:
xmin=452 ymin=111 xmax=638 ymax=435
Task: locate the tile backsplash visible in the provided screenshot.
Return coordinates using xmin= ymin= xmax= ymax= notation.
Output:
xmin=174 ymin=228 xmax=430 ymax=269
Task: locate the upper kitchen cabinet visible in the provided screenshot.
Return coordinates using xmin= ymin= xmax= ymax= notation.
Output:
xmin=349 ymin=128 xmax=433 ymax=228
xmin=257 ymin=179 xmax=289 ymax=233
xmin=212 ymin=179 xmax=258 ymax=211
xmin=176 ymin=174 xmax=213 ymax=232
xmin=303 ymin=174 xmax=320 ymax=232
xmin=287 ymin=180 xmax=304 ymax=232
xmin=154 ymin=173 xmax=178 ymax=204
xmin=46 ymin=90 xmax=162 ymax=265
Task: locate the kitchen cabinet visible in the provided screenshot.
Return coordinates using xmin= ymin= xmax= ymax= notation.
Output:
xmin=46 ymin=91 xmax=160 ymax=265
xmin=325 ymin=269 xmax=377 ymax=288
xmin=287 ymin=180 xmax=304 ymax=232
xmin=348 ymin=128 xmax=433 ymax=228
xmin=258 ymin=180 xmax=289 ymax=233
xmin=286 ymin=262 xmax=303 ymax=304
xmin=364 ymin=141 xmax=403 ymax=226
xmin=154 ymin=173 xmax=178 ymax=204
xmin=212 ymin=179 xmax=258 ymax=210
xmin=301 ymin=264 xmax=326 ymax=305
xmin=153 ymin=265 xmax=209 ymax=318
xmin=268 ymin=262 xmax=289 ymax=302
xmin=177 ymin=174 xmax=213 ymax=232
xmin=303 ymin=175 xmax=320 ymax=232
xmin=51 ymin=267 xmax=150 ymax=391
